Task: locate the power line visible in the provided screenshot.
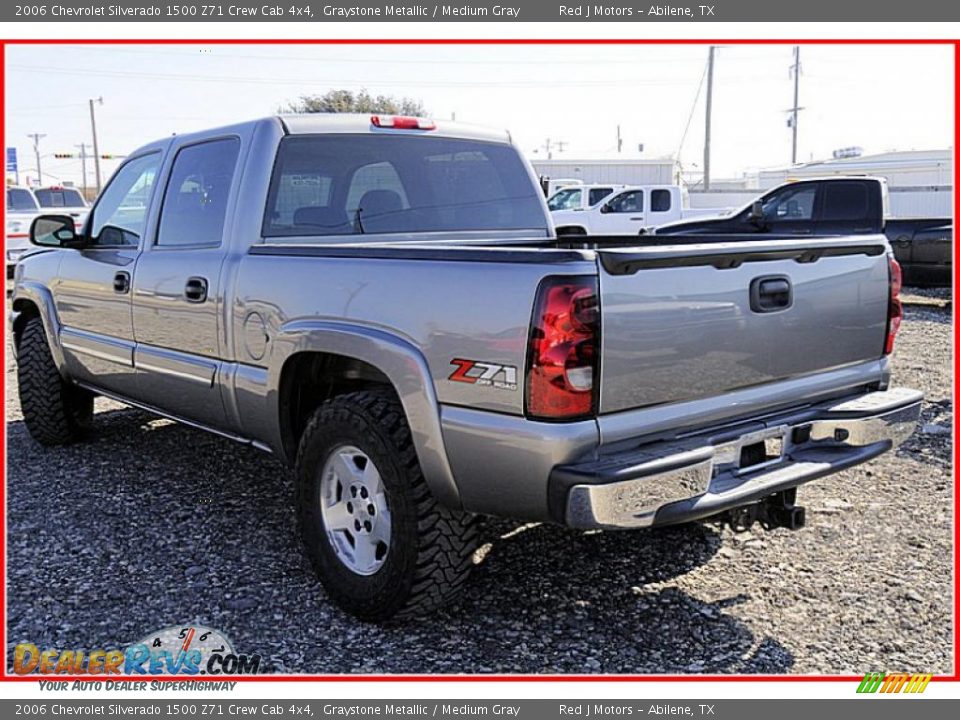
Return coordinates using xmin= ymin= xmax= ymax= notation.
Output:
xmin=675 ymin=58 xmax=710 ymax=167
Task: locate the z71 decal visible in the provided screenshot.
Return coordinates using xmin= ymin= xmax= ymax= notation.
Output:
xmin=448 ymin=358 xmax=518 ymax=391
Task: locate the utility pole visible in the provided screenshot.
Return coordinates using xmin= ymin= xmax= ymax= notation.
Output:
xmin=703 ymin=46 xmax=715 ymax=191
xmin=789 ymin=46 xmax=802 ymax=165
xmin=75 ymin=142 xmax=89 ymax=197
xmin=89 ymin=96 xmax=104 ymax=194
xmin=27 ymin=133 xmax=46 ymax=186
xmin=540 ymin=138 xmax=568 ymax=160
xmin=616 ymin=125 xmax=623 ymax=154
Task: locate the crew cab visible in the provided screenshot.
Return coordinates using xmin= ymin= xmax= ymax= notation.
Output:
xmin=6 ymin=186 xmax=42 ymax=276
xmin=655 ymin=177 xmax=952 ymax=286
xmin=13 ymin=115 xmax=921 ymax=622
xmin=552 ymin=184 xmax=725 ymax=236
xmin=547 ymin=184 xmax=626 ymax=212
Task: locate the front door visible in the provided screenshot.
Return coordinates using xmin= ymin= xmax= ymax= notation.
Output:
xmin=131 ymin=137 xmax=241 ymax=430
xmin=596 ymin=189 xmax=645 ymax=235
xmin=54 ymin=152 xmax=162 ymax=398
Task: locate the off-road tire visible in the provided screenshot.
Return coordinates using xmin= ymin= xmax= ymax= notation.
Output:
xmin=17 ymin=316 xmax=94 ymax=446
xmin=296 ymin=390 xmax=478 ymax=622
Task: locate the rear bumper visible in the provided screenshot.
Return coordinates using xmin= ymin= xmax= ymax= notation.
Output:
xmin=551 ymin=387 xmax=922 ymax=530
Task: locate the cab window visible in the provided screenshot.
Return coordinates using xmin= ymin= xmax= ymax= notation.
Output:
xmin=606 ymin=190 xmax=643 ymax=213
xmin=88 ymin=153 xmax=161 ymax=247
xmin=548 ymin=188 xmax=583 ymax=211
xmin=761 ymin=184 xmax=817 ymax=222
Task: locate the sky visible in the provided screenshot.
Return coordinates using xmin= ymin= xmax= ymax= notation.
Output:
xmin=4 ymin=43 xmax=954 ymax=188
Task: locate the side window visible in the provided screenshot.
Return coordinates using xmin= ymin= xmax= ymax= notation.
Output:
xmin=588 ymin=188 xmax=613 ymax=206
xmin=607 ymin=190 xmax=643 ymax=213
xmin=157 ymin=138 xmax=240 ymax=248
xmin=89 ymin=153 xmax=161 ymax=247
xmin=762 ymin=184 xmax=817 ymax=222
xmin=650 ymin=189 xmax=672 ymax=212
xmin=820 ymin=181 xmax=870 ymax=222
xmin=549 ymin=188 xmax=582 ymax=211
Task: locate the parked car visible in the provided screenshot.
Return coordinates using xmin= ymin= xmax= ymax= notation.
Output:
xmin=547 ymin=184 xmax=626 ymax=211
xmin=552 ymin=185 xmax=726 ymax=235
xmin=13 ymin=114 xmax=921 ymax=622
xmin=539 ymin=177 xmax=583 ymax=198
xmin=6 ymin=186 xmax=42 ymax=277
xmin=34 ymin=186 xmax=90 ymax=229
xmin=654 ymin=177 xmax=952 ymax=287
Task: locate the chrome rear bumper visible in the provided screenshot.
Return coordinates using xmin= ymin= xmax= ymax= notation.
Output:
xmin=554 ymin=387 xmax=923 ymax=530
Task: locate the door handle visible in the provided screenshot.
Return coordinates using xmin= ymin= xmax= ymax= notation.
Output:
xmin=184 ymin=276 xmax=208 ymax=303
xmin=750 ymin=275 xmax=792 ymax=313
xmin=113 ymin=271 xmax=130 ymax=294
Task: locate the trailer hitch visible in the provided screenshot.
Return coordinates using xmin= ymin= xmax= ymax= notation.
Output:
xmin=714 ymin=489 xmax=806 ymax=532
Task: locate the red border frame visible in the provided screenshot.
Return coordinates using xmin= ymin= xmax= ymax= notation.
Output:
xmin=0 ymin=36 xmax=956 ymax=685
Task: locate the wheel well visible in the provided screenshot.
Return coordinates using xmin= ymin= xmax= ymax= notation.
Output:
xmin=11 ymin=299 xmax=40 ymax=350
xmin=279 ymin=352 xmax=396 ymax=462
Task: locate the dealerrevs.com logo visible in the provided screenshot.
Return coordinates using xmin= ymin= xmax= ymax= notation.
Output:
xmin=856 ymin=672 xmax=933 ymax=694
xmin=13 ymin=626 xmax=263 ymax=676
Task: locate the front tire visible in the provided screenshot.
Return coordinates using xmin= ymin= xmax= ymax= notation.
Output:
xmin=295 ymin=390 xmax=478 ymax=622
xmin=17 ymin=316 xmax=94 ymax=446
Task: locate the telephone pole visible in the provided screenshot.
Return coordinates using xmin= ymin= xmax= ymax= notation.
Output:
xmin=616 ymin=125 xmax=623 ymax=154
xmin=89 ymin=96 xmax=104 ymax=194
xmin=703 ymin=46 xmax=715 ymax=190
xmin=789 ymin=46 xmax=802 ymax=165
xmin=27 ymin=133 xmax=46 ymax=186
xmin=540 ymin=138 xmax=568 ymax=159
xmin=75 ymin=142 xmax=89 ymax=197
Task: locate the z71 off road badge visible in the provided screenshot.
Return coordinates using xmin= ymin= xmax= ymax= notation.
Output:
xmin=448 ymin=358 xmax=518 ymax=391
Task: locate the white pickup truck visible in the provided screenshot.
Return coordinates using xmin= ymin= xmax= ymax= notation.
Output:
xmin=547 ymin=184 xmax=625 ymax=212
xmin=551 ymin=184 xmax=726 ymax=236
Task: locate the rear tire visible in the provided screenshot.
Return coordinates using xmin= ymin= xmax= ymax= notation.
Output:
xmin=17 ymin=317 xmax=94 ymax=446
xmin=295 ymin=390 xmax=478 ymax=622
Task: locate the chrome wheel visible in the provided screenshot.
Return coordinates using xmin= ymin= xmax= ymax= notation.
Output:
xmin=319 ymin=444 xmax=391 ymax=576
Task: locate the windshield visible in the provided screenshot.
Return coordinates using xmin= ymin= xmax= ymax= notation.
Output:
xmin=35 ymin=188 xmax=86 ymax=209
xmin=6 ymin=188 xmax=39 ymax=212
xmin=263 ymin=134 xmax=546 ymax=237
xmin=547 ymin=188 xmax=583 ymax=211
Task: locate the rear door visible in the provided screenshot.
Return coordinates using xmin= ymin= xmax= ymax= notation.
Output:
xmin=54 ymin=152 xmax=162 ymax=398
xmin=814 ymin=180 xmax=882 ymax=234
xmin=595 ymin=237 xmax=891 ymax=414
xmin=130 ymin=136 xmax=241 ymax=429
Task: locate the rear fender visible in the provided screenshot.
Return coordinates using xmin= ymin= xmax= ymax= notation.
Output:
xmin=269 ymin=320 xmax=461 ymax=509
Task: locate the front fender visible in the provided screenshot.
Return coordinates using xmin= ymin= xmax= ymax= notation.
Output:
xmin=267 ymin=320 xmax=462 ymax=510
xmin=11 ymin=280 xmax=67 ymax=375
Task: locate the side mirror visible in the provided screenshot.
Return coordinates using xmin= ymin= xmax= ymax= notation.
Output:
xmin=600 ymin=204 xmax=612 ymax=214
xmin=30 ymin=215 xmax=82 ymax=248
xmin=748 ymin=201 xmax=764 ymax=221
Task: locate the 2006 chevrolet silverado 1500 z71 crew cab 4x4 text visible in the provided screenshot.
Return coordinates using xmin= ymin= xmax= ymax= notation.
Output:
xmin=13 ymin=115 xmax=922 ymax=622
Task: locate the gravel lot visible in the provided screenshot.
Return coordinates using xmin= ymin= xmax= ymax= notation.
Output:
xmin=5 ymin=288 xmax=953 ymax=675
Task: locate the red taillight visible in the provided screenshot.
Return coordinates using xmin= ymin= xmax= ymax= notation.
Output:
xmin=526 ymin=277 xmax=600 ymax=420
xmin=885 ymin=255 xmax=903 ymax=355
xmin=370 ymin=115 xmax=436 ymax=130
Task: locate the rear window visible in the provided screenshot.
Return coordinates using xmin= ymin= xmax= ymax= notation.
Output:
xmin=6 ymin=188 xmax=38 ymax=212
xmin=35 ymin=188 xmax=86 ymax=209
xmin=263 ymin=135 xmax=545 ymax=237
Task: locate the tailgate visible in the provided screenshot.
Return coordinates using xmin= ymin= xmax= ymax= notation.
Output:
xmin=596 ymin=236 xmax=892 ymax=414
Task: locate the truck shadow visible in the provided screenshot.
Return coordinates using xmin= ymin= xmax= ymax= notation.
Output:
xmin=6 ymin=404 xmax=794 ymax=676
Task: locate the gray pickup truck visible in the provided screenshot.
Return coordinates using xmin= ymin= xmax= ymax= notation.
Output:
xmin=13 ymin=114 xmax=922 ymax=622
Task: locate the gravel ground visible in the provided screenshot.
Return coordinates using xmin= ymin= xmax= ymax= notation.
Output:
xmin=5 ymin=288 xmax=954 ymax=675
